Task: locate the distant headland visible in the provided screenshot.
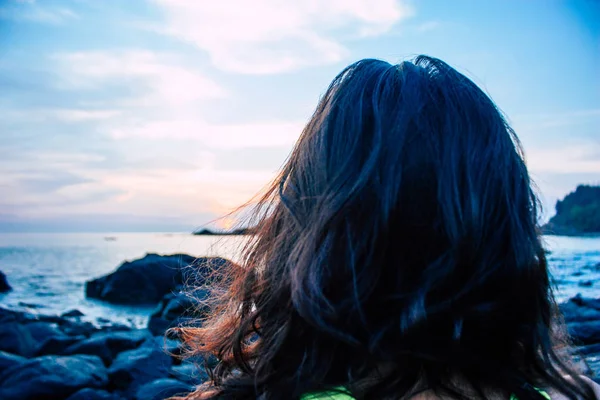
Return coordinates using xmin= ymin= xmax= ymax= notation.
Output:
xmin=543 ymin=185 xmax=600 ymax=237
xmin=193 ymin=227 xmax=255 ymax=236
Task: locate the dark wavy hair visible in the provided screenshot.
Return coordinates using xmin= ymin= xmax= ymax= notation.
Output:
xmin=178 ymin=56 xmax=594 ymax=400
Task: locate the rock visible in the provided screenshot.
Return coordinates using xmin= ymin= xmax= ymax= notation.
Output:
xmin=64 ymin=329 xmax=151 ymax=366
xmin=36 ymin=336 xmax=84 ymax=356
xmin=18 ymin=302 xmax=43 ymax=309
xmin=148 ymin=290 xmax=207 ymax=336
xmin=0 ymin=306 xmax=31 ymax=323
xmin=66 ymin=388 xmax=123 ymax=400
xmin=0 ymin=270 xmax=11 ymax=293
xmin=586 ymin=355 xmax=600 ymax=380
xmin=571 ymin=295 xmax=600 ymax=311
xmin=134 ymin=378 xmax=192 ymax=400
xmin=542 ymin=185 xmax=600 ymax=236
xmin=85 ymin=254 xmax=210 ymax=305
xmin=60 ymin=319 xmax=100 ymax=337
xmin=0 ymin=321 xmax=38 ymax=357
xmin=142 ymin=335 xmax=181 ymax=359
xmin=0 ymin=351 xmax=26 ymax=374
xmin=170 ymin=362 xmax=208 ymax=385
xmin=560 ymin=296 xmax=600 ymax=323
xmin=577 ymin=343 xmax=600 ymax=356
xmin=108 ymin=345 xmax=172 ymax=394
xmin=24 ymin=321 xmax=67 ymax=342
xmin=0 ymin=355 xmax=108 ymax=400
xmin=62 ymin=309 xmax=85 ymax=318
xmin=568 ymin=321 xmax=600 ymax=345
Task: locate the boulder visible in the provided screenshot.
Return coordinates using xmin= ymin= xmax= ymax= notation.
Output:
xmin=62 ymin=309 xmax=85 ymax=318
xmin=0 ymin=270 xmax=11 ymax=293
xmin=577 ymin=343 xmax=600 ymax=356
xmin=0 ymin=306 xmax=32 ymax=323
xmin=170 ymin=362 xmax=208 ymax=385
xmin=0 ymin=321 xmax=38 ymax=357
xmin=24 ymin=321 xmax=67 ymax=342
xmin=560 ymin=296 xmax=600 ymax=323
xmin=148 ymin=290 xmax=208 ymax=336
xmin=570 ymin=295 xmax=600 ymax=311
xmin=66 ymin=388 xmax=123 ymax=400
xmin=85 ymin=254 xmax=224 ymax=305
xmin=59 ymin=319 xmax=100 ymax=337
xmin=142 ymin=335 xmax=182 ymax=359
xmin=108 ymin=345 xmax=172 ymax=394
xmin=134 ymin=378 xmax=193 ymax=400
xmin=36 ymin=336 xmax=84 ymax=357
xmin=0 ymin=355 xmax=108 ymax=400
xmin=568 ymin=321 xmax=600 ymax=345
xmin=0 ymin=351 xmax=26 ymax=374
xmin=63 ymin=329 xmax=151 ymax=366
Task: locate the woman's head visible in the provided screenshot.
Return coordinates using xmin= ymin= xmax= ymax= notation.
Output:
xmin=181 ymin=56 xmax=592 ymax=399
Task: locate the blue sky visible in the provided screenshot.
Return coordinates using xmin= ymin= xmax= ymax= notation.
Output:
xmin=0 ymin=0 xmax=598 ymax=232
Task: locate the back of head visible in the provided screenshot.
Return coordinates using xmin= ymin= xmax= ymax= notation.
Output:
xmin=181 ymin=56 xmax=594 ymax=400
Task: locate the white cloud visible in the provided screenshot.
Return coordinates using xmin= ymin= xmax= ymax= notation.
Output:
xmin=526 ymin=144 xmax=600 ymax=174
xmin=54 ymin=51 xmax=227 ymax=108
xmin=0 ymin=1 xmax=78 ymax=24
xmin=109 ymin=119 xmax=305 ymax=149
xmin=151 ymin=0 xmax=414 ymax=74
xmin=0 ymin=147 xmax=276 ymax=220
xmin=52 ymin=109 xmax=122 ymax=122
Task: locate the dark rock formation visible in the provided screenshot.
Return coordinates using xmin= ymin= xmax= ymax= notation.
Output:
xmin=66 ymin=388 xmax=124 ymax=400
xmin=0 ymin=305 xmax=197 ymax=398
xmin=0 ymin=351 xmax=26 ymax=374
xmin=85 ymin=254 xmax=228 ymax=305
xmin=108 ymin=346 xmax=172 ymax=394
xmin=170 ymin=362 xmax=208 ymax=385
xmin=134 ymin=378 xmax=192 ymax=400
xmin=142 ymin=336 xmax=182 ymax=361
xmin=148 ymin=289 xmax=209 ymax=336
xmin=36 ymin=336 xmax=84 ymax=357
xmin=0 ymin=355 xmax=108 ymax=400
xmin=25 ymin=321 xmax=68 ymax=342
xmin=543 ymin=185 xmax=600 ymax=236
xmin=0 ymin=270 xmax=11 ymax=293
xmin=568 ymin=321 xmax=600 ymax=345
xmin=63 ymin=329 xmax=151 ymax=366
xmin=62 ymin=309 xmax=85 ymax=318
xmin=193 ymin=227 xmax=255 ymax=235
xmin=0 ymin=321 xmax=38 ymax=357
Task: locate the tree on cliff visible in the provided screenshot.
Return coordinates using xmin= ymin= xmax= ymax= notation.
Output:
xmin=545 ymin=185 xmax=600 ymax=235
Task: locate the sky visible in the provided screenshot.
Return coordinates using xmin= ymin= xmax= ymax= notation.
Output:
xmin=0 ymin=0 xmax=598 ymax=232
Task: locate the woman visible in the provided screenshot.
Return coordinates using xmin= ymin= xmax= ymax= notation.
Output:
xmin=178 ymin=56 xmax=599 ymax=399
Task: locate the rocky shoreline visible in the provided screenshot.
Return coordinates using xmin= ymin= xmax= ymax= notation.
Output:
xmin=1 ymin=254 xmax=600 ymax=399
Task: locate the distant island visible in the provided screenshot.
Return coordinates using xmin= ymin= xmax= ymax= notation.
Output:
xmin=543 ymin=185 xmax=600 ymax=236
xmin=193 ymin=227 xmax=255 ymax=236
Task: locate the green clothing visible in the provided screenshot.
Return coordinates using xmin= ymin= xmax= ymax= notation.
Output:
xmin=301 ymin=387 xmax=551 ymax=399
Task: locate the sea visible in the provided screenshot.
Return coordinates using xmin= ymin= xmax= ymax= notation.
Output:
xmin=0 ymin=233 xmax=599 ymax=328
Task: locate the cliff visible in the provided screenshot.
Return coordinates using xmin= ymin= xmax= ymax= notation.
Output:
xmin=543 ymin=185 xmax=600 ymax=236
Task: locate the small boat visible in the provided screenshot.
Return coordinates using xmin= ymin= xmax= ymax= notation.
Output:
xmin=103 ymin=236 xmax=117 ymax=242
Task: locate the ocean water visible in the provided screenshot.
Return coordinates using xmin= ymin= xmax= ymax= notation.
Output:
xmin=0 ymin=233 xmax=245 ymax=327
xmin=0 ymin=233 xmax=598 ymax=327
